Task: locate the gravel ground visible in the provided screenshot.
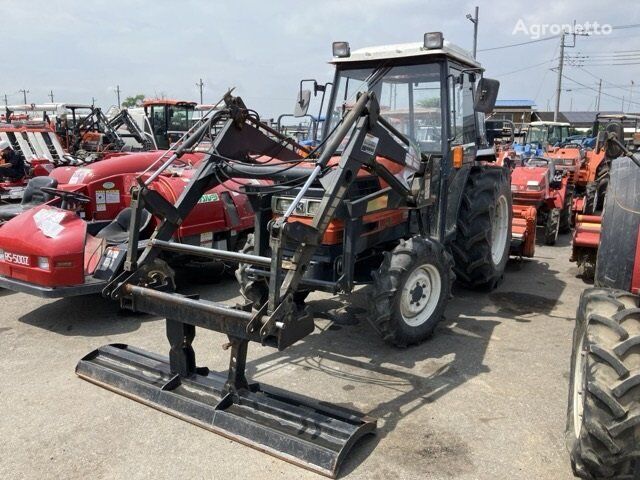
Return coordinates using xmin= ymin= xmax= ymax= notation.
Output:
xmin=0 ymin=236 xmax=584 ymax=479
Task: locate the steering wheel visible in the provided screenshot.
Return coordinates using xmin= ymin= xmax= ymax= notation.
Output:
xmin=40 ymin=187 xmax=91 ymax=205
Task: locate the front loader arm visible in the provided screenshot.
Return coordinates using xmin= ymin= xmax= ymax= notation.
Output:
xmin=107 ymin=91 xmax=419 ymax=347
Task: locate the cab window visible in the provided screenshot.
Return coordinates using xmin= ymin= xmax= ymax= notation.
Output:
xmin=449 ymin=70 xmax=475 ymax=145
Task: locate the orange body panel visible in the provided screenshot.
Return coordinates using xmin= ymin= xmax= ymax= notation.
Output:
xmin=283 ymin=209 xmax=409 ymax=245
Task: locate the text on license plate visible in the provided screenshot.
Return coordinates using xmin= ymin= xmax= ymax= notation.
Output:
xmin=5 ymin=252 xmax=30 ymax=266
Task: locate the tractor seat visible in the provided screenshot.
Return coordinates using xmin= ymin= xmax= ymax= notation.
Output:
xmin=0 ymin=176 xmax=58 ymax=221
xmin=95 ymin=207 xmax=152 ymax=244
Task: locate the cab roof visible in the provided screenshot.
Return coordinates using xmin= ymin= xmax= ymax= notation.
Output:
xmin=143 ymin=99 xmax=197 ymax=108
xmin=530 ymin=121 xmax=570 ymax=127
xmin=330 ymin=40 xmax=480 ymax=69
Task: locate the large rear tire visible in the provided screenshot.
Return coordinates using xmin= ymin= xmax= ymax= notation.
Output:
xmin=595 ymin=161 xmax=610 ymax=214
xmin=566 ymin=288 xmax=640 ymax=478
xmin=584 ymin=182 xmax=598 ymax=215
xmin=452 ymin=167 xmax=511 ymax=290
xmin=544 ymin=208 xmax=561 ymax=245
xmin=560 ymin=186 xmax=574 ymax=234
xmin=596 ymin=157 xmax=640 ymax=291
xmin=369 ymin=237 xmax=453 ymax=347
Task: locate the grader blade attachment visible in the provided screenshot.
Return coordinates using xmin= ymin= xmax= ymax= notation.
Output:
xmin=77 ymin=343 xmax=375 ymax=478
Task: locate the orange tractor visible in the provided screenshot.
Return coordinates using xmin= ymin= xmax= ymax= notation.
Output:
xmin=571 ymin=115 xmax=639 ymax=278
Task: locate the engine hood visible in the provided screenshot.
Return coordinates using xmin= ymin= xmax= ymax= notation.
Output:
xmin=50 ymin=151 xmax=205 ymax=186
xmin=511 ymin=166 xmax=548 ymax=187
xmin=0 ymin=205 xmax=87 ymax=256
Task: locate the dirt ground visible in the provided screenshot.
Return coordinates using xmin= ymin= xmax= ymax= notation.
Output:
xmin=0 ymin=236 xmax=584 ymax=479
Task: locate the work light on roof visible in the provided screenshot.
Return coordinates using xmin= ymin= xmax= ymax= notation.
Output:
xmin=424 ymin=32 xmax=444 ymax=49
xmin=332 ymin=41 xmax=350 ymax=58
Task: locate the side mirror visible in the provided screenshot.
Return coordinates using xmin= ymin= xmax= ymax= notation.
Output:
xmin=604 ymin=122 xmax=625 ymax=158
xmin=474 ymin=78 xmax=500 ymax=113
xmin=294 ymin=89 xmax=311 ymax=118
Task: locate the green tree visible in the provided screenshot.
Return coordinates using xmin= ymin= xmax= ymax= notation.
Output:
xmin=122 ymin=94 xmax=145 ymax=108
xmin=417 ymin=97 xmax=440 ymax=108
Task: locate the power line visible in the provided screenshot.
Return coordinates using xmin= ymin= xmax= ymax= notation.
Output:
xmin=492 ymin=58 xmax=557 ymax=77
xmin=562 ymin=73 xmax=640 ymax=107
xmin=479 ymin=23 xmax=640 ymax=53
xmin=479 ymin=34 xmax=558 ymax=52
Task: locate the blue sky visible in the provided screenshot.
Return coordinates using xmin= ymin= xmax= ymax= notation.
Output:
xmin=2 ymin=0 xmax=639 ymax=116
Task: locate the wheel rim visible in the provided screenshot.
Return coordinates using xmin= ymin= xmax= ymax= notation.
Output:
xmin=491 ymin=195 xmax=509 ymax=266
xmin=573 ymin=334 xmax=586 ymax=438
xmin=400 ymin=264 xmax=442 ymax=327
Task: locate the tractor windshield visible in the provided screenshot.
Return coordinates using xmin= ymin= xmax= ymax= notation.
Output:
xmin=527 ymin=124 xmax=570 ymax=146
xmin=326 ymin=62 xmax=443 ymax=153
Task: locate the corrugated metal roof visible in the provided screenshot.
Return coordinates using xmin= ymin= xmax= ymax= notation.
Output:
xmin=494 ymin=99 xmax=536 ymax=107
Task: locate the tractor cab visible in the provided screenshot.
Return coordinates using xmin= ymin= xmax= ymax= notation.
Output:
xmin=525 ymin=122 xmax=570 ymax=150
xmin=523 ymin=121 xmax=571 ymax=153
xmin=143 ymin=99 xmax=197 ymax=149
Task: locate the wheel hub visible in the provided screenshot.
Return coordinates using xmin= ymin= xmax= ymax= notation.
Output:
xmin=400 ymin=264 xmax=442 ymax=327
xmin=491 ymin=194 xmax=509 ymax=266
xmin=409 ymin=282 xmax=428 ymax=308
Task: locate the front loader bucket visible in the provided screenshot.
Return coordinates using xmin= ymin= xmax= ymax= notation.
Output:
xmin=77 ymin=343 xmax=376 ymax=478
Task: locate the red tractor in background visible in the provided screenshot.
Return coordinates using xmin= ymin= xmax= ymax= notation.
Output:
xmin=566 ymin=138 xmax=640 ymax=478
xmin=509 ymin=156 xmax=570 ymax=255
xmin=0 ymin=103 xmax=157 ymax=201
xmin=0 ymin=143 xmax=267 ymax=297
xmin=571 ymin=116 xmax=639 ymax=278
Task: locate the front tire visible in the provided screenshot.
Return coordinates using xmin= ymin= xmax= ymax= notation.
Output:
xmin=566 ymin=288 xmax=640 ymax=478
xmin=452 ymin=167 xmax=511 ymax=289
xmin=369 ymin=237 xmax=453 ymax=347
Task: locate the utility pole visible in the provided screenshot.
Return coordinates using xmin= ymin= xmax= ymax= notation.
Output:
xmin=554 ymin=23 xmax=588 ymax=121
xmin=115 ymin=85 xmax=122 ymax=108
xmin=48 ymin=90 xmax=54 ymax=102
xmin=630 ymin=80 xmax=635 ymax=112
xmin=91 ymin=97 xmax=96 ymax=107
xmin=466 ymin=6 xmax=479 ymax=58
xmin=554 ymin=34 xmax=565 ymax=122
xmin=18 ymin=89 xmax=29 ymax=104
xmin=196 ymin=78 xmax=204 ymax=104
xmin=596 ymin=79 xmax=602 ymax=111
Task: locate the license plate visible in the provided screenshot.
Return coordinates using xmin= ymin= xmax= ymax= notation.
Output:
xmin=4 ymin=252 xmax=30 ymax=266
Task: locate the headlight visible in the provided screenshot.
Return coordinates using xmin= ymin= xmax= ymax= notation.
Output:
xmin=0 ymin=249 xmax=5 ymax=262
xmin=510 ymin=184 xmax=519 ymax=192
xmin=272 ymin=197 xmax=322 ymax=217
xmin=273 ymin=197 xmax=293 ymax=214
xmin=526 ymin=181 xmax=542 ymax=191
xmin=306 ymin=200 xmax=321 ymax=216
xmin=37 ymin=256 xmax=50 ymax=270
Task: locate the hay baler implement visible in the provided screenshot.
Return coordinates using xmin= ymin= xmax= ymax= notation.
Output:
xmin=76 ymin=92 xmax=414 ymax=476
